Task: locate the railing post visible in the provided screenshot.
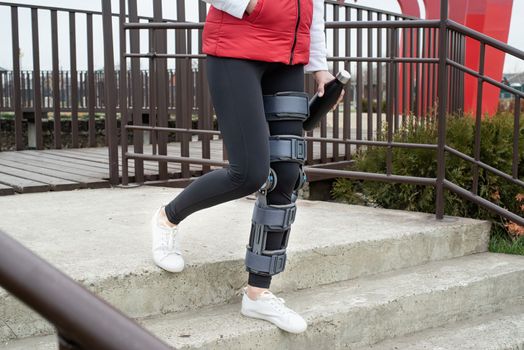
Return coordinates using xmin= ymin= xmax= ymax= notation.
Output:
xmin=101 ymin=0 xmax=120 ymax=185
xmin=10 ymin=6 xmax=23 ymax=150
xmin=435 ymin=0 xmax=449 ymax=220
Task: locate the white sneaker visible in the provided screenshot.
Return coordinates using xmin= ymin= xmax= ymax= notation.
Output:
xmin=151 ymin=206 xmax=184 ymax=272
xmin=240 ymin=287 xmax=307 ymax=333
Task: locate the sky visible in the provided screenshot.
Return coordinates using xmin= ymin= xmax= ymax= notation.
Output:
xmin=0 ymin=0 xmax=522 ymax=73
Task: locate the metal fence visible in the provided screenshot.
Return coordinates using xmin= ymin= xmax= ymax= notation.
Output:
xmin=1 ymin=1 xmax=456 ymax=153
xmin=0 ymin=69 xmax=195 ymax=112
xmin=111 ymin=0 xmax=522 ymax=228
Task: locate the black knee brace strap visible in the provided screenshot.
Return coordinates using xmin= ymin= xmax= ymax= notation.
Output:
xmin=269 ymin=135 xmax=306 ymax=163
xmin=263 ymin=91 xmax=309 ymax=121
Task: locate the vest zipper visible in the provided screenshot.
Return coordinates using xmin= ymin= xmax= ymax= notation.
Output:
xmin=289 ymin=0 xmax=300 ymax=65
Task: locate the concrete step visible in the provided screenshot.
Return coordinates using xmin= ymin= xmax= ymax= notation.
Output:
xmin=0 ymin=186 xmax=490 ymax=342
xmin=358 ymin=302 xmax=524 ymax=350
xmin=2 ymin=252 xmax=524 ymax=350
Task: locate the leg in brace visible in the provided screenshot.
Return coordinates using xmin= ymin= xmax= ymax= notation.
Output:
xmin=245 ymin=91 xmax=308 ymax=283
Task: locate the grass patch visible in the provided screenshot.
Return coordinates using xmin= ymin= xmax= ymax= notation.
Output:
xmin=489 ymin=232 xmax=524 ymax=255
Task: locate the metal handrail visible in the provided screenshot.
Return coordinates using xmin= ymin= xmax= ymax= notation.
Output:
xmin=0 ymin=229 xmax=171 ymax=350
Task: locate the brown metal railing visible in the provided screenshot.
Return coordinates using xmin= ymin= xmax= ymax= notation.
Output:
xmin=113 ymin=0 xmax=522 ymax=227
xmin=0 ymin=229 xmax=171 ymax=350
xmin=0 ymin=1 xmax=193 ymax=151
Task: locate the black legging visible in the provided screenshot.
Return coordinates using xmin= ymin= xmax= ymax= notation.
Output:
xmin=165 ymin=54 xmax=305 ymax=288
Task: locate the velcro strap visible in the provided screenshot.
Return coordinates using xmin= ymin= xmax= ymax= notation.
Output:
xmin=269 ymin=136 xmax=307 ymax=162
xmin=263 ymin=94 xmax=309 ymax=120
xmin=245 ymin=249 xmax=287 ymax=275
xmin=252 ymin=201 xmax=297 ymax=229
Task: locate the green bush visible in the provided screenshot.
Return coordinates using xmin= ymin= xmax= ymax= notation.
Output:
xmin=331 ymin=112 xmax=524 ymax=243
xmin=361 ymin=99 xmax=387 ymax=113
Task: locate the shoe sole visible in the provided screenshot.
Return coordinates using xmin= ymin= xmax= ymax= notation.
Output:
xmin=240 ymin=307 xmax=307 ymax=334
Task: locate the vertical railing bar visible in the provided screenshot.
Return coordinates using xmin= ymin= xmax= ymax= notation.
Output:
xmin=402 ymin=23 xmax=407 ymax=120
xmin=332 ymin=4 xmax=340 ymax=161
xmin=129 ymin=0 xmax=144 ymax=183
xmin=148 ymin=19 xmax=157 ymax=156
xmin=318 ymin=2 xmax=328 ymax=163
xmin=176 ymin=1 xmax=191 ymax=177
xmin=31 ymin=8 xmax=43 ymax=149
xmin=101 ymin=0 xmax=119 ymax=185
xmin=51 ymin=10 xmax=61 ymax=149
xmin=471 ymin=43 xmax=485 ymax=196
xmin=153 ymin=0 xmax=169 ymax=180
xmin=435 ymin=0 xmax=449 ymax=220
xmin=513 ymin=96 xmax=521 ymax=179
xmin=0 ymin=71 xmax=4 ymax=110
xmin=366 ymin=10 xmax=372 ymax=142
xmin=460 ymin=34 xmax=465 ymax=111
xmin=425 ymin=27 xmax=432 ymax=118
xmin=376 ymin=12 xmax=382 ymax=140
xmin=70 ymin=11 xmax=79 ymax=148
xmin=11 ymin=6 xmax=23 ymax=150
xmin=421 ymin=26 xmax=428 ymax=122
xmin=143 ymin=71 xmax=148 ymax=110
xmin=343 ymin=5 xmax=351 ymax=158
xmin=86 ymin=13 xmax=96 ymax=147
xmin=393 ymin=17 xmax=399 ymax=133
xmin=169 ymin=69 xmax=173 ymax=112
xmin=386 ymin=25 xmax=394 ymax=175
xmin=119 ymin=0 xmax=129 ymax=185
xmin=198 ymin=0 xmax=211 ymax=173
xmin=356 ymin=8 xmax=362 ymax=152
xmin=432 ymin=27 xmax=437 ymax=113
xmin=450 ymin=31 xmax=456 ymax=114
xmin=415 ymin=27 xmax=421 ymax=126
xmin=21 ymin=71 xmax=26 ymax=108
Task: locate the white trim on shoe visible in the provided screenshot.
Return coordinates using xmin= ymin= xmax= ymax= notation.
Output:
xmin=240 ymin=287 xmax=307 ymax=334
xmin=151 ymin=206 xmax=185 ymax=272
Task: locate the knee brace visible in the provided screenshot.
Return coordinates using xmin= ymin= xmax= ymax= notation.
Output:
xmin=245 ymin=92 xmax=309 ymax=277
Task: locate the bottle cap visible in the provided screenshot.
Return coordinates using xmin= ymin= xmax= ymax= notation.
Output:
xmin=336 ymin=70 xmax=351 ymax=84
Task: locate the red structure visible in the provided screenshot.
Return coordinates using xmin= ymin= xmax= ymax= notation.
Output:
xmin=397 ymin=0 xmax=513 ymax=115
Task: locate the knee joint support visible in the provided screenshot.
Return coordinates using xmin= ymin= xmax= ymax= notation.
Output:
xmin=245 ymin=92 xmax=309 ymax=276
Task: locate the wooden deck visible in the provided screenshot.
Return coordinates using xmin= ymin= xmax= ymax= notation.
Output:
xmin=0 ymin=136 xmax=350 ymax=196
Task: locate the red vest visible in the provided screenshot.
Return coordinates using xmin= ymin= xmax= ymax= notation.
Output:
xmin=202 ymin=0 xmax=313 ymax=65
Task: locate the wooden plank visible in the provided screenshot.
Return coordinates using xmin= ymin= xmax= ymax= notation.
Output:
xmin=0 ymin=159 xmax=110 ymax=189
xmin=0 ymin=172 xmax=50 ymax=193
xmin=0 ymin=166 xmax=80 ymax=191
xmin=20 ymin=151 xmax=111 ymax=171
xmin=0 ymin=183 xmax=15 ymax=196
xmin=0 ymin=152 xmax=109 ymax=178
xmin=30 ymin=151 xmax=156 ymax=177
xmin=80 ymin=147 xmax=182 ymax=172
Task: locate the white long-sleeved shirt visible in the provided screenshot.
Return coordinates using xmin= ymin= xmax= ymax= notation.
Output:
xmin=201 ymin=0 xmax=329 ymax=72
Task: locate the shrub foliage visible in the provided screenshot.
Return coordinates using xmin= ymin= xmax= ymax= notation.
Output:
xmin=331 ymin=112 xmax=524 ymax=241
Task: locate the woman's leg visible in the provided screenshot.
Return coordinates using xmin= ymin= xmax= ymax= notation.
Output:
xmin=163 ymin=55 xmax=271 ymax=225
xmin=247 ymin=62 xmax=305 ymax=292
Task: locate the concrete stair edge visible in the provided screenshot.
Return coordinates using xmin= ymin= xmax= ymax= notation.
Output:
xmin=358 ymin=302 xmax=524 ymax=350
xmin=2 ymin=252 xmax=524 ymax=350
xmin=0 ymin=218 xmax=491 ymax=343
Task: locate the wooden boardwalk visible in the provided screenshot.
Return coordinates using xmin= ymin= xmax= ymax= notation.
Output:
xmin=0 ymin=137 xmax=349 ymax=196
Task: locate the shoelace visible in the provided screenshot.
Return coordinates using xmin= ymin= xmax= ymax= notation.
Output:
xmin=162 ymin=224 xmax=181 ymax=255
xmin=260 ymin=291 xmax=292 ymax=314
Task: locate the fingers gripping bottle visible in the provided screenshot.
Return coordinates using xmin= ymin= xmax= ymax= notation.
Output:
xmin=303 ymin=70 xmax=351 ymax=131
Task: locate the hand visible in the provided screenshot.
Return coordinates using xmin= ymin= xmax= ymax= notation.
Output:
xmin=313 ymin=70 xmax=345 ymax=111
xmin=245 ymin=0 xmax=258 ymax=15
